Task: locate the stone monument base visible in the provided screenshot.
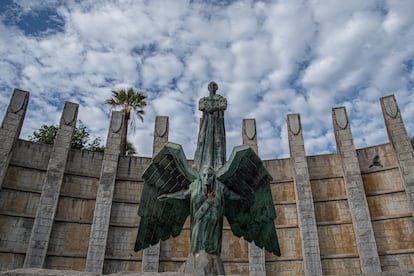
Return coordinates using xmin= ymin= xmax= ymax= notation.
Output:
xmin=178 ymin=251 xmax=225 ymax=276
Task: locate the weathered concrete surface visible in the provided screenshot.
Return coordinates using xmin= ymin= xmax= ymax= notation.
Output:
xmin=179 ymin=251 xmax=224 ymax=275
xmin=1 ymin=93 xmax=414 ymax=275
xmin=344 ymin=272 xmax=414 ymax=276
xmin=0 ymin=89 xmax=29 ymax=190
xmin=287 ymin=113 xmax=323 ymax=276
xmin=141 ymin=116 xmax=169 ymax=272
xmin=0 ymin=269 xmax=187 ymax=275
xmin=332 ymin=107 xmax=381 ymax=273
xmin=85 ymin=111 xmax=124 ymax=273
xmin=381 ymin=95 xmax=414 ymax=217
xmin=242 ymin=119 xmax=266 ymax=276
xmin=24 ymin=102 xmax=78 ymax=268
xmin=1 ymin=268 xmax=413 ymax=276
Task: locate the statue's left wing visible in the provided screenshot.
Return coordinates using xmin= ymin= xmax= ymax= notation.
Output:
xmin=134 ymin=142 xmax=197 ymax=251
xmin=217 ymin=145 xmax=281 ymax=256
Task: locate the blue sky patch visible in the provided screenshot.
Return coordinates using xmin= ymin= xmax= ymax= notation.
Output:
xmin=0 ymin=1 xmax=413 ymax=159
xmin=0 ymin=1 xmax=64 ymax=36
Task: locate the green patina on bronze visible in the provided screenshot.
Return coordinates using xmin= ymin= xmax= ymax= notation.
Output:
xmin=194 ymin=81 xmax=227 ymax=171
xmin=135 ymin=82 xmax=280 ymax=257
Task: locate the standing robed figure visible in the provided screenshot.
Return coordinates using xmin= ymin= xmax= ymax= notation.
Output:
xmin=194 ymin=81 xmax=227 ymax=170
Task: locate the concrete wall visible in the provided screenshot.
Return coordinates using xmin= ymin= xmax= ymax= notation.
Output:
xmin=0 ymin=91 xmax=413 ymax=275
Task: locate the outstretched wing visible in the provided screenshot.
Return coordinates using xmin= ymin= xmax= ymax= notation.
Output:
xmin=134 ymin=142 xmax=197 ymax=251
xmin=217 ymin=144 xmax=280 ymax=256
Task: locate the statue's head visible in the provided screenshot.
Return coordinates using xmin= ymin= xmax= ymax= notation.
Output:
xmin=200 ymin=166 xmax=215 ymax=186
xmin=208 ymin=81 xmax=218 ymax=96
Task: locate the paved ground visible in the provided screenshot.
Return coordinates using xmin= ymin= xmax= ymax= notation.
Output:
xmin=1 ymin=268 xmax=413 ymax=276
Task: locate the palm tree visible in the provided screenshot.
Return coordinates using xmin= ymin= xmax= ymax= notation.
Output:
xmin=106 ymin=88 xmax=147 ymax=155
xmin=126 ymin=142 xmax=137 ymax=156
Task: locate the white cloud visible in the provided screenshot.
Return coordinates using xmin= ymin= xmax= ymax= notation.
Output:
xmin=141 ymin=53 xmax=184 ymax=88
xmin=0 ymin=0 xmax=413 ymax=161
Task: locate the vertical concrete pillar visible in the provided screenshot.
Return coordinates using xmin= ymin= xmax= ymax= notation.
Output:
xmin=242 ymin=119 xmax=266 ymax=276
xmin=242 ymin=119 xmax=258 ymax=154
xmin=0 ymin=89 xmax=29 ymax=190
xmin=332 ymin=107 xmax=381 ymax=273
xmin=380 ymin=95 xmax=414 ymax=217
xmin=24 ymin=102 xmax=78 ymax=268
xmin=287 ymin=114 xmax=323 ymax=276
xmin=142 ymin=116 xmax=169 ymax=272
xmin=85 ymin=111 xmax=124 ymax=273
xmin=152 ymin=116 xmax=169 ymax=156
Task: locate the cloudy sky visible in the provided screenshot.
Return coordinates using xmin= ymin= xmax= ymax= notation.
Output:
xmin=0 ymin=0 xmax=413 ymax=159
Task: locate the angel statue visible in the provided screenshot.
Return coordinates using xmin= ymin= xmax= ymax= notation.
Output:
xmin=135 ymin=82 xmax=280 ymax=275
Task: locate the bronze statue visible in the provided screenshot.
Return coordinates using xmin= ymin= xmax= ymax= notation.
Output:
xmin=158 ymin=165 xmax=245 ymax=255
xmin=134 ymin=82 xmax=280 ymax=273
xmin=195 ymin=81 xmax=227 ymax=170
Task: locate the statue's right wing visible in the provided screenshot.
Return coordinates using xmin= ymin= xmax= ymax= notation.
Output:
xmin=134 ymin=142 xmax=197 ymax=251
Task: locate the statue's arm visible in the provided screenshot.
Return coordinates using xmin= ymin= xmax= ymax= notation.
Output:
xmin=199 ymin=98 xmax=207 ymax=111
xmin=158 ymin=188 xmax=191 ymax=200
xmin=211 ymin=96 xmax=227 ymax=112
xmin=199 ymin=96 xmax=227 ymax=113
xmin=219 ymin=96 xmax=227 ymax=110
